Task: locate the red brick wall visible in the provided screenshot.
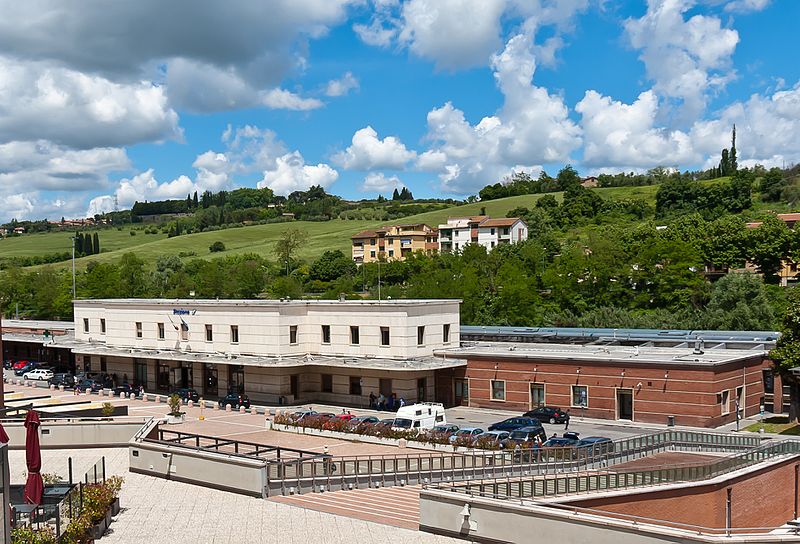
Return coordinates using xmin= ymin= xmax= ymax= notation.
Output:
xmin=570 ymin=458 xmax=799 ymax=530
xmin=466 ymin=355 xmax=765 ymax=427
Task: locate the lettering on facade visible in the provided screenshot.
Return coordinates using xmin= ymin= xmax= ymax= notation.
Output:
xmin=173 ymin=309 xmax=197 ymax=316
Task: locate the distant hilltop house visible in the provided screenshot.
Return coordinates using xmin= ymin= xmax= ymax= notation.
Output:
xmin=351 ymin=216 xmax=529 ymax=263
xmin=351 ymin=223 xmax=438 ymax=264
xmin=438 ymin=216 xmax=528 ymax=253
xmin=581 ymin=176 xmax=599 ymax=188
xmin=743 ymin=212 xmax=800 ymax=286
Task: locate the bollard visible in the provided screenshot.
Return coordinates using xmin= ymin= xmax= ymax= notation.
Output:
xmin=225 ymin=404 xmax=232 ymax=412
xmin=58 ymin=385 xmax=64 ymax=392
xmin=239 ymin=405 xmax=246 ymax=413
xmin=85 ymin=388 xmax=91 ymax=395
xmin=250 ymin=406 xmax=258 ymax=415
xmin=49 ymin=385 xmax=55 ymax=390
xmin=187 ymin=400 xmax=194 ymax=408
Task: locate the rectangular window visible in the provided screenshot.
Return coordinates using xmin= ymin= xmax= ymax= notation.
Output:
xmin=388 ymin=250 xmax=394 ymax=257
xmin=230 ymin=325 xmax=239 ymax=344
xmin=135 ymin=322 xmax=142 ymax=339
xmin=417 ymin=325 xmax=425 ymax=346
xmin=100 ymin=357 xmax=107 ymax=373
xmin=763 ymin=370 xmax=774 ymax=394
xmin=531 ymin=383 xmax=545 ymax=406
xmin=350 ymin=326 xmax=360 ymax=345
xmin=490 ymin=228 xmax=495 ymax=235
xmin=289 ymin=325 xmax=298 ymax=345
xmin=157 ymin=322 xmax=165 ymax=340
xmin=503 ymin=228 xmax=509 ymax=235
xmin=370 ymin=250 xmax=376 ymax=258
xmin=572 ymin=385 xmax=588 ymax=408
xmin=321 ymin=325 xmax=331 ymax=344
xmin=719 ymin=390 xmax=730 ymax=415
xmin=491 ymin=380 xmax=505 ymax=401
xmin=83 ymin=318 xmax=89 ymax=333
xmin=443 ymin=324 xmax=451 ymax=344
xmin=205 ymin=324 xmax=213 ymax=342
xmin=157 ymin=363 xmax=170 ymax=392
xmin=349 ymin=376 xmax=362 ymax=396
xmin=100 ymin=319 xmax=106 ymax=334
xmin=380 ymin=327 xmax=390 ymax=346
xmin=321 ymin=374 xmax=333 ymax=393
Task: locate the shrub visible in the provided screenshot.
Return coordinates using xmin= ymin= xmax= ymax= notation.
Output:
xmin=209 ymin=241 xmax=226 ymax=252
xmin=167 ymin=394 xmax=182 ymax=416
xmin=11 ymin=525 xmax=57 ymax=544
xmin=129 ymin=230 xmax=136 ymax=236
xmin=101 ymin=402 xmax=114 ymax=417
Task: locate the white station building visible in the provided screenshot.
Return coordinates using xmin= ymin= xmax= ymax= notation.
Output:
xmin=68 ymin=298 xmax=466 ymax=405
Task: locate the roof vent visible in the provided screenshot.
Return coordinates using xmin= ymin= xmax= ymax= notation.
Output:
xmin=693 ymin=338 xmax=704 ymax=355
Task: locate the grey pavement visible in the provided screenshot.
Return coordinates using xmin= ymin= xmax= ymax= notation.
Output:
xmin=9 ymin=447 xmax=459 ymax=544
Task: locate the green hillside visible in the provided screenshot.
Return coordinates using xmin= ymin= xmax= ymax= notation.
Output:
xmin=6 ymin=185 xmax=660 ymax=270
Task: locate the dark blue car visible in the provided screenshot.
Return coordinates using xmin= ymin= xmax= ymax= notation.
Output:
xmin=488 ymin=417 xmax=542 ymax=432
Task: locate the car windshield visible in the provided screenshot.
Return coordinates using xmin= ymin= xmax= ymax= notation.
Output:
xmin=510 ymin=431 xmax=530 ymax=440
xmin=393 ymin=418 xmax=412 ymax=428
xmin=432 ymin=426 xmax=450 ymax=432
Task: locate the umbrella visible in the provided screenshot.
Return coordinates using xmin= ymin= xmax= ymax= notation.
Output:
xmin=23 ymin=410 xmax=43 ymax=505
xmin=0 ymin=422 xmax=8 ymax=445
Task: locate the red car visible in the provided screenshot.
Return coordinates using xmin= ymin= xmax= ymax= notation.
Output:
xmin=336 ymin=413 xmax=355 ymax=421
xmin=12 ymin=360 xmax=30 ymax=370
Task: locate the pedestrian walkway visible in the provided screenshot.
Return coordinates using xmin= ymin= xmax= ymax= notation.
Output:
xmin=272 ymin=485 xmax=423 ymax=530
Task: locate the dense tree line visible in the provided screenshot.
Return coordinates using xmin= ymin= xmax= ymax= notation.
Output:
xmin=655 ymin=169 xmax=754 ymax=219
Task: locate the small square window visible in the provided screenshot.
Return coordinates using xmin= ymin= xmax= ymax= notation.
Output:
xmin=100 ymin=319 xmax=106 ymax=334
xmin=83 ymin=318 xmax=89 ymax=333
xmin=205 ymin=324 xmax=213 ymax=342
xmin=289 ymin=325 xmax=298 ymax=345
xmin=572 ymin=385 xmax=588 ymax=408
xmin=157 ymin=323 xmax=165 ymax=340
xmin=417 ymin=325 xmax=425 ymax=346
xmin=321 ymin=374 xmax=333 ymax=393
xmin=135 ymin=322 xmax=142 ymax=339
xmin=350 ymin=326 xmax=360 ymax=345
xmin=380 ymin=327 xmax=390 ymax=346
xmin=443 ymin=324 xmax=451 ymax=344
xmin=491 ymin=380 xmax=505 ymax=401
xmin=321 ymin=325 xmax=331 ymax=344
xmin=230 ymin=325 xmax=239 ymax=344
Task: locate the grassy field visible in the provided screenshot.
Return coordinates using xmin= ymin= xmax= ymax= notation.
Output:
xmin=7 ymin=185 xmax=661 ymax=270
xmin=744 ymin=416 xmax=800 ymax=435
xmin=0 ymin=227 xmax=166 ymax=257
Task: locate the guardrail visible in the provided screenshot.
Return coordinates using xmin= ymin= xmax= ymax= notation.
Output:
xmin=428 ymin=439 xmax=800 ymax=501
xmin=264 ymin=429 xmax=763 ymax=496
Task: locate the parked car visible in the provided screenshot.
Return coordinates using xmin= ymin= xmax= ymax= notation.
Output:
xmin=14 ymin=362 xmax=38 ymax=376
xmin=336 ymin=412 xmax=356 ymax=421
xmin=11 ymin=360 xmax=30 ymax=371
xmin=23 ymin=368 xmax=54 ymax=381
xmin=392 ymin=402 xmax=447 ymax=431
xmin=577 ymin=436 xmax=614 ymax=455
xmin=375 ymin=418 xmax=395 ymax=428
xmin=316 ymin=412 xmax=337 ymax=421
xmin=503 ymin=426 xmax=548 ymax=447
xmin=49 ymin=373 xmax=75 ymax=389
xmin=487 ymin=417 xmax=541 ymax=432
xmin=218 ymin=393 xmax=250 ymax=409
xmin=449 ymin=427 xmax=484 ymax=444
xmin=429 ymin=424 xmax=459 ymax=436
xmin=76 ymin=378 xmax=104 ymax=392
xmin=349 ymin=415 xmax=379 ymax=425
xmin=543 ymin=432 xmax=581 ymax=448
xmin=524 ymin=406 xmax=570 ymax=425
xmin=473 ymin=430 xmax=510 ymax=447
xmin=112 ymin=383 xmax=136 ymax=396
xmin=290 ymin=410 xmax=319 ymax=421
xmin=172 ymin=388 xmax=200 ymax=403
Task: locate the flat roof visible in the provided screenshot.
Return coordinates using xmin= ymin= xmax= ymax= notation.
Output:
xmin=73 ymin=298 xmax=460 ymax=307
xmin=68 ymin=344 xmax=467 ymax=372
xmin=435 ymin=342 xmax=767 ymax=367
xmin=1 ymin=319 xmax=74 ymax=331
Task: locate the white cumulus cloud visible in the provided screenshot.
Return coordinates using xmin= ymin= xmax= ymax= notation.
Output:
xmin=361 ymin=172 xmax=403 ymax=193
xmin=325 ymin=71 xmax=360 ymax=97
xmin=258 ymin=151 xmax=339 ymax=195
xmin=261 ymin=88 xmax=324 ymax=111
xmin=334 ymin=126 xmax=417 ymax=170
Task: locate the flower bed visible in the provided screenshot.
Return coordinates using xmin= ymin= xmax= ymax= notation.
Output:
xmin=272 ymin=413 xmax=538 ymax=452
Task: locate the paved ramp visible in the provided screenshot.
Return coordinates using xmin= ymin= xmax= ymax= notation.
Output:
xmin=272 ymin=485 xmax=422 ymax=530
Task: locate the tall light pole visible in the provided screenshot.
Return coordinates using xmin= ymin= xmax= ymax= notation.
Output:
xmin=70 ymin=236 xmax=76 ymax=299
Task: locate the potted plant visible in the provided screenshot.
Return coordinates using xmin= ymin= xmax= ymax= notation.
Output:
xmin=83 ymin=482 xmax=113 ymax=539
xmin=101 ymin=401 xmax=115 ymax=418
xmin=166 ymin=393 xmax=185 ymax=424
xmin=106 ymin=475 xmax=124 ymax=516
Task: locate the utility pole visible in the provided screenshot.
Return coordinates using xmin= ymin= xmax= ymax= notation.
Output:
xmin=71 ymin=236 xmax=76 ymax=299
xmin=377 ymin=260 xmax=381 ymax=302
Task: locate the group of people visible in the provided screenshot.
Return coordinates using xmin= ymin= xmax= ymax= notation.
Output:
xmin=368 ymin=392 xmax=406 ymax=411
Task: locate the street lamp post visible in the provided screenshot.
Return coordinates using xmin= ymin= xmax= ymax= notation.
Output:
xmin=70 ymin=236 xmax=76 ymax=299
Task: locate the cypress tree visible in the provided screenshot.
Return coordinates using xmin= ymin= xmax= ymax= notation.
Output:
xmin=83 ymin=233 xmax=93 ymax=255
xmin=93 ymin=232 xmax=100 ymax=255
xmin=193 ymin=191 xmax=199 ymax=208
xmin=392 ymin=188 xmax=400 ymax=200
xmin=730 ymin=124 xmax=738 ymax=173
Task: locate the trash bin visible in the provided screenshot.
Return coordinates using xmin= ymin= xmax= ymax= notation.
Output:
xmin=667 ymin=415 xmax=675 ymax=427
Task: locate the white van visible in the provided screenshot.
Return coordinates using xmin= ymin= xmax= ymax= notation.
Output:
xmin=392 ymin=402 xmax=447 ymax=431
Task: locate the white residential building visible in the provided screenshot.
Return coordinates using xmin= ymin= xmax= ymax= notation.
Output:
xmin=438 ymin=216 xmax=528 ymax=253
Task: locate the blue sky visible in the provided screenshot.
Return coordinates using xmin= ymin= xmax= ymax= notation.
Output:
xmin=0 ymin=0 xmax=798 ymax=222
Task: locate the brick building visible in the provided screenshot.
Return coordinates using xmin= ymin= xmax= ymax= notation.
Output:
xmin=437 ymin=342 xmax=768 ymax=427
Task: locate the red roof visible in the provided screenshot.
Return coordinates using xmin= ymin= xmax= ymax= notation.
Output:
xmin=480 ymin=217 xmax=524 ymax=227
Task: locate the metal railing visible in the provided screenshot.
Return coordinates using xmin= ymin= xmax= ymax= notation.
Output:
xmin=264 ymin=429 xmax=763 ymax=496
xmin=428 ymin=439 xmax=800 ymax=501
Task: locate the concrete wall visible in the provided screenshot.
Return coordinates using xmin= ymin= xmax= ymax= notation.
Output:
xmin=74 ymin=299 xmax=460 ymax=360
xmin=129 ymin=441 xmax=266 ymax=497
xmin=2 ymin=419 xmax=146 ymax=449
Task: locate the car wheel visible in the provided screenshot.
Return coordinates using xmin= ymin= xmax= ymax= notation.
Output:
xmin=549 ymin=417 xmax=556 ymax=424
xmin=23 ymin=374 xmax=28 ymax=380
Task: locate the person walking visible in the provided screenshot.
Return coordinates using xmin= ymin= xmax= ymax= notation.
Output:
xmin=564 ymin=410 xmax=570 ymax=431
